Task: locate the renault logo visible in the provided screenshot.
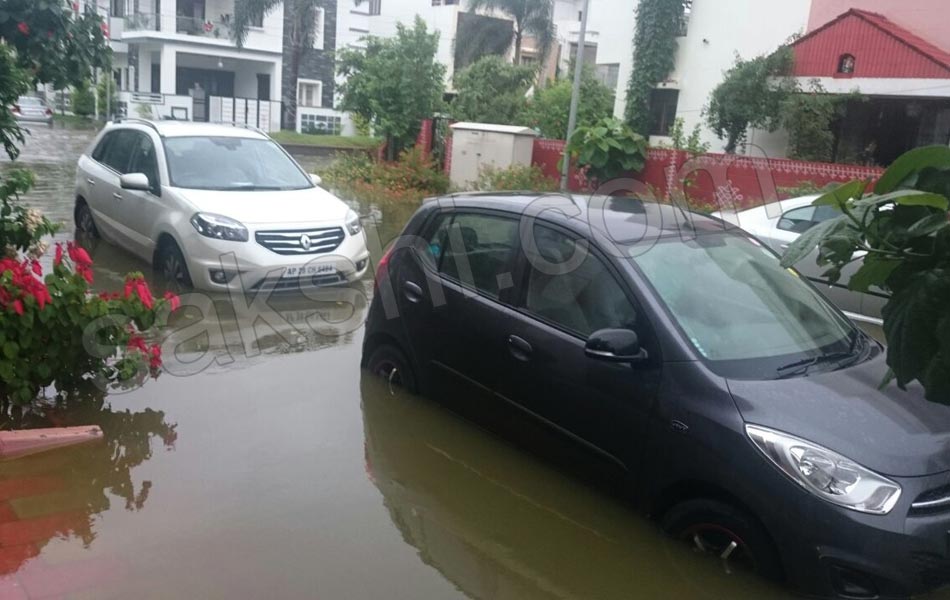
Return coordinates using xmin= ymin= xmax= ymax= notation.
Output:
xmin=300 ymin=234 xmax=312 ymax=251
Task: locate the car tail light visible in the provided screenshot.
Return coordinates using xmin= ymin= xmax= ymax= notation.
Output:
xmin=11 ymin=104 xmax=20 ymax=114
xmin=45 ymin=108 xmax=52 ymax=116
xmin=374 ymin=244 xmax=394 ymax=288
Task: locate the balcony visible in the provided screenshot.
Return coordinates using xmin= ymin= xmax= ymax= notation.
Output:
xmin=124 ymin=14 xmax=233 ymax=41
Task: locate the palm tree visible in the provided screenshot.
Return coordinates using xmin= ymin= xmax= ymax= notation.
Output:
xmin=467 ymin=0 xmax=556 ymax=66
xmin=232 ymin=0 xmax=322 ymax=128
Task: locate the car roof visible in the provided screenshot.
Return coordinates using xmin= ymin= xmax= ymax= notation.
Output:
xmin=427 ymin=192 xmax=732 ymax=242
xmin=106 ymin=119 xmax=269 ymax=140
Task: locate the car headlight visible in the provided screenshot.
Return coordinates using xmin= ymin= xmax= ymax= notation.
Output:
xmin=746 ymin=425 xmax=901 ymax=515
xmin=190 ymin=213 xmax=249 ymax=242
xmin=345 ymin=209 xmax=362 ymax=236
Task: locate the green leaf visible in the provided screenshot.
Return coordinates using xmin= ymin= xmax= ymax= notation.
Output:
xmin=907 ymin=213 xmax=950 ymax=237
xmin=780 ymin=215 xmax=847 ymax=268
xmin=891 ymin=191 xmax=949 ymax=211
xmin=849 ymin=257 xmax=901 ymax=292
xmin=875 ymin=145 xmax=950 ymax=194
xmin=813 ymin=180 xmax=868 ymax=210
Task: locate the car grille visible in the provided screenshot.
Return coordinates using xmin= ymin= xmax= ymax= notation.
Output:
xmin=910 ymin=484 xmax=950 ymax=515
xmin=255 ymin=227 xmax=345 ymax=256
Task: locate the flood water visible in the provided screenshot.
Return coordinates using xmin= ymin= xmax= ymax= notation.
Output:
xmin=0 ymin=126 xmax=912 ymax=599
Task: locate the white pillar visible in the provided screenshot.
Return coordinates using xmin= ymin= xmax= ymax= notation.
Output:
xmin=160 ymin=46 xmax=177 ymax=95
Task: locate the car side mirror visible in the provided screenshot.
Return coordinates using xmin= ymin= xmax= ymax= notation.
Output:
xmin=310 ymin=173 xmax=322 ymax=187
xmin=120 ymin=173 xmax=151 ymax=192
xmin=585 ymin=329 xmax=648 ymax=363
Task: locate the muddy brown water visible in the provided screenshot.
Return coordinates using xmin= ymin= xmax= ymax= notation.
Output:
xmin=0 ymin=126 xmax=921 ymax=599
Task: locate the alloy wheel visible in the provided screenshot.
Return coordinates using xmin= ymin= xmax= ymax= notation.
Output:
xmin=681 ymin=523 xmax=755 ymax=576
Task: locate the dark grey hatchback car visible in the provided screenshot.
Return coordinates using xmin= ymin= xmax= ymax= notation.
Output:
xmin=361 ymin=193 xmax=947 ymax=600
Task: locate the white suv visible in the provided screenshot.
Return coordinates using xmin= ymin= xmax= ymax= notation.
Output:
xmin=74 ymin=119 xmax=369 ymax=292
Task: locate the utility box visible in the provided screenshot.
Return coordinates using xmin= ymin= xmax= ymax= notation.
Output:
xmin=449 ymin=122 xmax=538 ymax=189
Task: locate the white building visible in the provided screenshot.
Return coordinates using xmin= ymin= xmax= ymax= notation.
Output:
xmin=552 ymin=0 xmax=636 ymax=99
xmin=97 ymin=0 xmax=284 ymax=130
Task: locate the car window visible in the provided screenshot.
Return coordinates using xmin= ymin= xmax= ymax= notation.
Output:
xmin=522 ymin=225 xmax=637 ymax=338
xmin=91 ymin=132 xmax=116 ymax=163
xmin=777 ymin=206 xmax=816 ymax=233
xmin=163 ymin=136 xmax=312 ymax=191
xmin=100 ymin=130 xmax=138 ymax=174
xmin=436 ymin=212 xmax=519 ymax=300
xmin=813 ymin=204 xmax=839 ymax=223
xmin=128 ymin=133 xmax=161 ymax=194
xmin=420 ymin=213 xmax=453 ymax=270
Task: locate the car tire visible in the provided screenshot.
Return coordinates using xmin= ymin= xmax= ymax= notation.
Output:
xmin=661 ymin=499 xmax=783 ymax=582
xmin=366 ymin=344 xmax=418 ymax=394
xmin=74 ymin=200 xmax=99 ymax=238
xmin=156 ymin=239 xmax=193 ymax=292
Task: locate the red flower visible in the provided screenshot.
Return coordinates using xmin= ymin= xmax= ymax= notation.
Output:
xmin=127 ymin=335 xmax=148 ymax=353
xmin=54 ymin=243 xmax=64 ymax=266
xmin=148 ymin=344 xmax=162 ymax=370
xmin=163 ymin=291 xmax=180 ymax=311
xmin=12 ymin=299 xmax=23 ymax=315
xmin=16 ymin=22 xmax=29 ymax=36
xmin=67 ymin=242 xmax=92 ymax=267
xmin=31 ymin=261 xmax=41 ymax=276
xmin=134 ymin=279 xmax=154 ymax=309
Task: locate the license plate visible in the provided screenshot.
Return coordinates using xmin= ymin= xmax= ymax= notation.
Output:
xmin=284 ymin=264 xmax=334 ymax=277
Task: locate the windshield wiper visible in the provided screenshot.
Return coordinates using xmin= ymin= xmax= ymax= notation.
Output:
xmin=229 ymin=185 xmax=284 ymax=191
xmin=775 ymin=331 xmax=866 ymax=379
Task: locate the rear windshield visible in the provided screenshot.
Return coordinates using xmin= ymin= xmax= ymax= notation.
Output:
xmin=17 ymin=96 xmax=42 ymax=106
xmin=633 ymin=231 xmax=858 ymax=379
xmin=163 ymin=136 xmax=312 ymax=191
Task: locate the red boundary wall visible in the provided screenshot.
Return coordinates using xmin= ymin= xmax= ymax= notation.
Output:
xmin=529 ymin=139 xmax=885 ymax=208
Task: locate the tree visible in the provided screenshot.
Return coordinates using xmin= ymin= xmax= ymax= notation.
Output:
xmin=71 ymin=80 xmax=95 ymax=117
xmin=705 ymin=47 xmax=797 ymax=154
xmin=467 ymin=0 xmax=555 ymax=66
xmin=781 ymin=146 xmax=950 ymax=402
xmin=0 ymin=0 xmax=111 ymax=91
xmin=233 ymin=0 xmax=323 ymax=127
xmin=521 ymin=66 xmax=615 ymax=139
xmin=565 ymin=117 xmax=647 ymax=185
xmin=625 ymin=0 xmax=689 ymax=136
xmin=451 ymin=56 xmax=535 ymax=124
xmin=337 ymin=18 xmax=446 ymax=160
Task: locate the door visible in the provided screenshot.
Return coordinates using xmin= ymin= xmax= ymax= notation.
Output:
xmin=257 ymin=74 xmax=271 ymax=101
xmin=85 ymin=129 xmax=139 ymax=248
xmin=391 ymin=210 xmax=521 ymax=412
xmin=115 ymin=131 xmax=165 ymax=261
xmin=493 ymin=223 xmax=662 ymax=472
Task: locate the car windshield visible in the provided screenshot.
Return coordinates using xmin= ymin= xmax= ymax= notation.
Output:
xmin=17 ymin=96 xmax=42 ymax=106
xmin=633 ymin=231 xmax=859 ymax=379
xmin=163 ymin=136 xmax=313 ymax=191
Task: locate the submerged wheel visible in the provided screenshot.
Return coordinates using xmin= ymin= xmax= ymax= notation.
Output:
xmin=366 ymin=344 xmax=417 ymax=394
xmin=74 ymin=200 xmax=99 ymax=238
xmin=661 ymin=499 xmax=782 ymax=581
xmin=156 ymin=240 xmax=192 ymax=292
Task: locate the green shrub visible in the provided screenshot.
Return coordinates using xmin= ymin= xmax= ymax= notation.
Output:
xmin=320 ymin=146 xmax=449 ymax=204
xmin=565 ymin=117 xmax=647 ymax=185
xmin=71 ymin=80 xmax=95 ymax=117
xmin=475 ymin=164 xmax=558 ymax=192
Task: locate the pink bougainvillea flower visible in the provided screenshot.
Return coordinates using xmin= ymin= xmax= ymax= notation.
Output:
xmin=148 ymin=344 xmax=162 ymax=369
xmin=134 ymin=279 xmax=154 ymax=309
xmin=163 ymin=291 xmax=180 ymax=311
xmin=54 ymin=243 xmax=64 ymax=266
xmin=12 ymin=299 xmax=23 ymax=315
xmin=16 ymin=22 xmax=29 ymax=36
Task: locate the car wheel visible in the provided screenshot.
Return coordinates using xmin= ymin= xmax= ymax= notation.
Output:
xmin=366 ymin=344 xmax=417 ymax=394
xmin=74 ymin=201 xmax=99 ymax=238
xmin=661 ymin=499 xmax=783 ymax=581
xmin=156 ymin=240 xmax=193 ymax=292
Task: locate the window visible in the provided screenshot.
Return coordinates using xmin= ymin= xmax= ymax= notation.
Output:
xmin=523 ymin=225 xmax=636 ymax=337
xmin=428 ymin=212 xmax=519 ymax=300
xmin=777 ymin=206 xmax=816 ymax=233
xmin=127 ymin=133 xmax=161 ymax=194
xmin=297 ymin=79 xmax=323 ymax=108
xmin=100 ymin=130 xmax=139 ymax=173
xmin=163 ymin=137 xmax=312 ymax=191
xmin=110 ymin=0 xmax=125 ymax=17
xmin=251 ymin=11 xmax=264 ymax=27
xmin=596 ymin=63 xmax=620 ymax=90
xmin=778 ymin=205 xmax=839 ymax=233
xmin=300 ymin=113 xmax=343 ymax=135
xmin=313 ymin=7 xmax=325 ymax=50
xmin=838 ymin=54 xmax=856 ymax=75
xmin=367 ymin=0 xmax=381 ymax=16
xmin=91 ymin=132 xmax=116 ymax=163
xmin=649 ymin=89 xmax=679 ymax=137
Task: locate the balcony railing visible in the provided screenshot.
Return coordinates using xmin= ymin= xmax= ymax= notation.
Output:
xmin=123 ymin=13 xmax=234 ymax=40
xmin=125 ymin=13 xmax=159 ymax=32
xmin=175 ymin=16 xmax=233 ymax=40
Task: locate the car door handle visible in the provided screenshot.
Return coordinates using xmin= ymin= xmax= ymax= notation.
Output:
xmin=507 ymin=335 xmax=533 ymax=362
xmin=780 ymin=243 xmax=790 ymax=251
xmin=86 ymin=178 xmax=96 ymax=186
xmin=403 ymin=281 xmax=423 ymax=303
xmin=112 ymin=192 xmax=123 ymax=201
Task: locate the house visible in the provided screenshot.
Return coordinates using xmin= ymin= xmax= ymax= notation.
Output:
xmin=619 ymin=0 xmax=950 ymax=162
xmin=96 ymin=0 xmax=284 ymax=130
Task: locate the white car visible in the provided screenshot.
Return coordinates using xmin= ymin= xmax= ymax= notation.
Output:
xmin=712 ymin=195 xmax=885 ymax=325
xmin=74 ymin=119 xmax=369 ymax=292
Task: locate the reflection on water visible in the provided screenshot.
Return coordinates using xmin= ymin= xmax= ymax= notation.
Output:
xmin=361 ymin=376 xmax=796 ymax=600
